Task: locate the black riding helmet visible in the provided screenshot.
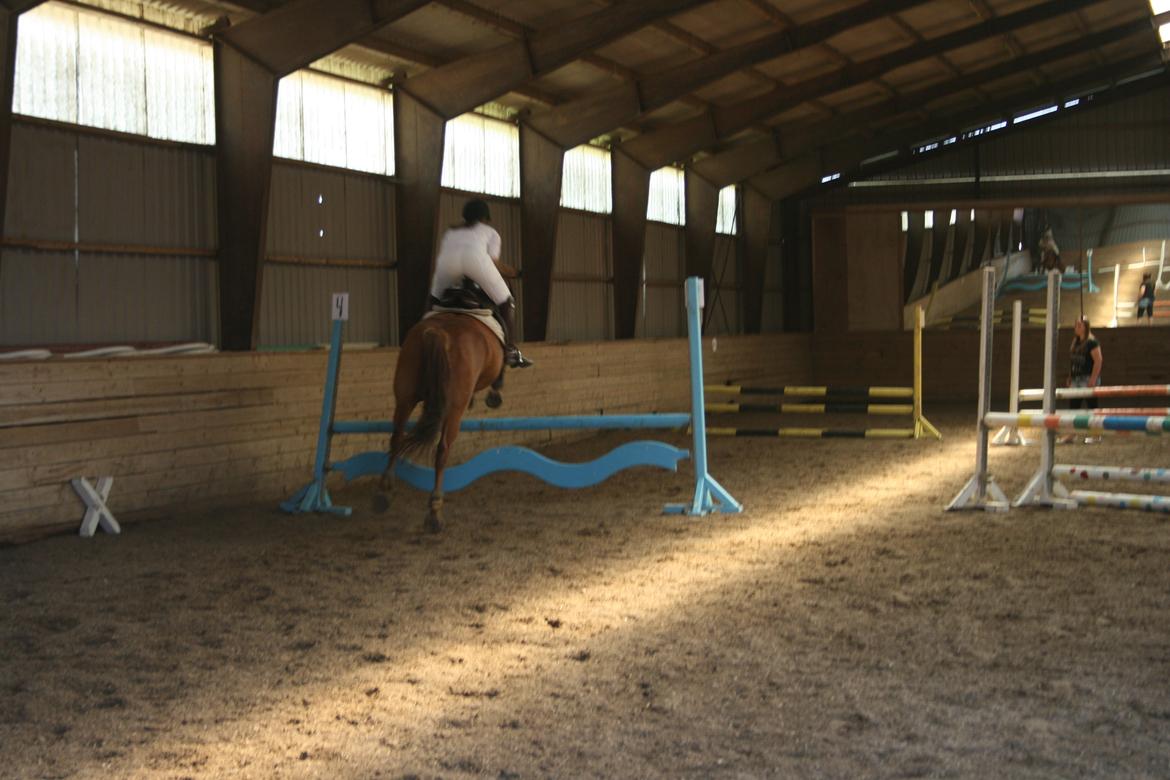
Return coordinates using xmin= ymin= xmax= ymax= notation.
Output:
xmin=462 ymin=199 xmax=491 ymax=225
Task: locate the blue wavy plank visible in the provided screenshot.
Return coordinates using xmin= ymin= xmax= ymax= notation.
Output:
xmin=331 ymin=442 xmax=690 ymax=493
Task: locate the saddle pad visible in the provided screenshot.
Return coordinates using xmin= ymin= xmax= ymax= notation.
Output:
xmin=424 ymin=307 xmax=505 ymax=345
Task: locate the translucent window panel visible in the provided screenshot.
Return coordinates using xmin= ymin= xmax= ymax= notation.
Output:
xmin=647 ymin=167 xmax=684 ymax=226
xmin=301 ymin=72 xmax=348 ymax=169
xmin=716 ymin=185 xmax=737 ymax=235
xmin=560 ymin=144 xmax=611 ymax=214
xmin=274 ymin=75 xmax=305 ymax=161
xmin=13 ymin=3 xmax=79 ymax=124
xmin=275 ymin=71 xmax=395 ymax=176
xmin=144 ymin=29 xmax=215 ymax=144
xmin=343 ymin=81 xmax=393 ymax=175
xmin=77 ymin=11 xmax=147 ymax=135
xmin=15 ymin=2 xmax=214 ymax=144
xmin=441 ymin=113 xmax=520 ymax=198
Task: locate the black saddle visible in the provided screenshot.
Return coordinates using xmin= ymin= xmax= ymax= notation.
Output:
xmin=431 ymin=278 xmax=498 ymax=313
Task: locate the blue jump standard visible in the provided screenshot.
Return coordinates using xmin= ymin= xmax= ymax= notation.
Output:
xmin=281 ymin=276 xmax=742 ymax=517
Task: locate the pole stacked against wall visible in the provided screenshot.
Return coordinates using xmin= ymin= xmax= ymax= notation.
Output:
xmin=282 ymin=277 xmax=742 ymax=517
xmin=703 ymin=306 xmax=940 ymax=440
xmin=949 ymin=267 xmax=1170 ymax=513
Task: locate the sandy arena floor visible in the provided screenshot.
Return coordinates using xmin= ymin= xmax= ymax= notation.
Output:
xmin=2 ymin=406 xmax=1169 ymax=779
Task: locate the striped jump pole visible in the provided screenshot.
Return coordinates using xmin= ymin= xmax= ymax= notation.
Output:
xmin=1020 ymin=384 xmax=1170 ymax=401
xmin=1067 ymin=491 xmax=1170 ymax=513
xmin=705 ymin=402 xmax=913 ymax=415
xmin=1054 ymin=464 xmax=1170 ymax=483
xmin=947 ymin=266 xmax=1010 ymax=511
xmin=985 ymin=411 xmax=1170 ymax=434
xmin=1051 ymin=465 xmax=1170 ymax=514
xmin=1019 ymin=407 xmax=1170 ymax=417
xmin=706 ymin=305 xmax=939 ymax=440
xmin=707 ymin=427 xmax=915 ymax=439
xmin=705 ymin=384 xmax=913 ymax=399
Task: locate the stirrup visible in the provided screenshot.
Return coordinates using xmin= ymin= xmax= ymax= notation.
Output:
xmin=504 ymin=347 xmax=533 ymax=368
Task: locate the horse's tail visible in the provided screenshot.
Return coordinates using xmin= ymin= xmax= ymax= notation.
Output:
xmin=398 ymin=326 xmax=450 ymax=459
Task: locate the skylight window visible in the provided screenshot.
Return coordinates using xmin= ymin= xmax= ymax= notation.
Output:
xmin=1014 ymin=105 xmax=1058 ymax=124
xmin=1151 ymin=1 xmax=1170 ymax=44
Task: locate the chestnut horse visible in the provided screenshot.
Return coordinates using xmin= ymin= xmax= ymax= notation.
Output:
xmin=376 ymin=313 xmax=504 ymax=531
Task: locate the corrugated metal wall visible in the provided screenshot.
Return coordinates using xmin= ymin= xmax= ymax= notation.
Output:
xmin=2 ymin=122 xmax=217 ymax=344
xmin=547 ymin=210 xmax=612 ymax=342
xmin=638 ymin=222 xmax=684 ymax=338
xmin=3 ymin=126 xmax=767 ymax=348
xmin=981 ymin=90 xmax=1170 ymax=177
xmin=707 ymin=234 xmax=740 ymax=335
xmin=260 ymin=264 xmax=393 ymax=347
xmin=822 ymin=89 xmax=1170 ymax=206
xmin=258 ymin=162 xmax=397 ymax=347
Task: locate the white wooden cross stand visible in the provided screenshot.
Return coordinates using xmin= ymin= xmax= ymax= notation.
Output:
xmin=71 ymin=476 xmax=120 ymax=537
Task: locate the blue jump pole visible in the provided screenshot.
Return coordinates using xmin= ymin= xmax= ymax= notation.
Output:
xmin=280 ymin=315 xmax=348 ymax=515
xmin=332 ymin=414 xmax=692 ymax=434
xmin=665 ymin=277 xmax=742 ymax=515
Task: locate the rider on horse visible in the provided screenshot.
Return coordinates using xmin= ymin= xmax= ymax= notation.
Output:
xmin=429 ymin=199 xmax=533 ymax=369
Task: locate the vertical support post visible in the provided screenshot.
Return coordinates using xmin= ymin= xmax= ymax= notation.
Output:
xmin=280 ymin=299 xmax=352 ymax=515
xmin=947 ymin=266 xmax=1009 ymax=511
xmin=518 ymin=124 xmax=564 ymax=341
xmin=913 ymin=305 xmax=941 ymax=439
xmin=0 ymin=8 xmax=20 ymax=249
xmin=741 ymin=186 xmax=771 ymax=335
xmin=393 ymin=89 xmax=446 ymax=341
xmin=213 ymin=43 xmax=279 ymax=350
xmin=664 ymin=276 xmax=742 ymax=515
xmin=611 ymin=149 xmax=651 ymax=339
xmin=1111 ymin=262 xmax=1120 ymax=328
xmin=992 ymin=299 xmax=1023 ymax=445
xmin=1015 ymin=270 xmax=1075 ymax=508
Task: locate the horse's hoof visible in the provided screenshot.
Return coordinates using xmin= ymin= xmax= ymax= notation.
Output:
xmin=371 ymin=493 xmax=390 ymax=513
xmin=485 ymin=390 xmax=502 ymax=409
xmin=424 ymin=512 xmax=442 ymax=533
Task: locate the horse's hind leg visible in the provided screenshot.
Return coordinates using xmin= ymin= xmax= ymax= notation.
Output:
xmin=486 ymin=367 xmax=505 ymax=409
xmin=425 ymin=403 xmax=466 ymax=533
xmin=373 ymin=400 xmax=415 ymax=512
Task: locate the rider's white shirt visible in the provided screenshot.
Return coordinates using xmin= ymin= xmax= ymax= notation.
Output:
xmin=429 ymin=223 xmax=510 ymax=305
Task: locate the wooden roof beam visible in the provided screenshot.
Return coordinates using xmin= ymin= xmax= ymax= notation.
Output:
xmin=403 ymin=0 xmax=711 ymax=119
xmin=218 ymin=0 xmax=431 ymax=76
xmin=693 ymin=20 xmax=1151 ymax=188
xmin=740 ymin=0 xmax=894 ymax=118
xmin=525 ymin=0 xmax=930 ymax=150
xmin=619 ymin=0 xmax=1104 ymax=171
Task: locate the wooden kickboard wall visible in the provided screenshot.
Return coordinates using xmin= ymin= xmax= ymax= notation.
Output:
xmin=0 ymin=334 xmax=811 ymax=543
xmin=813 ymin=326 xmax=1170 ymax=404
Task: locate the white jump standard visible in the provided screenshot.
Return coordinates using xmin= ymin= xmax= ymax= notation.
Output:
xmin=950 ymin=267 xmax=1170 ymax=513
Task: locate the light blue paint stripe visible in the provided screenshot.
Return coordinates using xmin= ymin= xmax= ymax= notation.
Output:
xmin=333 ymin=414 xmax=692 ymax=434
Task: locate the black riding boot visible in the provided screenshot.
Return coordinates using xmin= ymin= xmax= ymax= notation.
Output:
xmin=500 ymin=301 xmax=533 ymax=368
